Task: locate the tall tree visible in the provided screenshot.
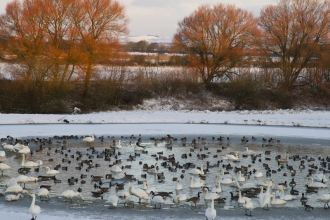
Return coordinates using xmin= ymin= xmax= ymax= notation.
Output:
xmin=172 ymin=4 xmax=258 ymax=85
xmin=72 ymin=0 xmax=128 ymax=97
xmin=257 ymin=0 xmax=330 ymax=90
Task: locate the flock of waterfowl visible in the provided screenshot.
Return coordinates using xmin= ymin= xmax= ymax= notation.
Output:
xmin=0 ymin=133 xmax=330 ymax=219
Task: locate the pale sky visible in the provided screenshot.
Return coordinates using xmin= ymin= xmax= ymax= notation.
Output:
xmin=0 ymin=0 xmax=278 ymax=37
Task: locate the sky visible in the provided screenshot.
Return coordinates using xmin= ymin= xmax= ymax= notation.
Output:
xmin=0 ymin=0 xmax=278 ymax=38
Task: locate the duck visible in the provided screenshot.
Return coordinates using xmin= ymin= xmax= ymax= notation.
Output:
xmin=186 ymin=192 xmax=201 ymax=207
xmin=189 ymin=176 xmax=205 ymax=188
xmin=128 ymin=182 xmax=149 ymax=203
xmin=150 ymin=191 xmax=164 ymax=209
xmin=28 ymin=193 xmax=41 ymax=220
xmin=271 ymin=192 xmax=286 ymax=205
xmin=203 ymin=187 xmax=220 ymax=201
xmin=205 ymin=198 xmax=216 ymax=220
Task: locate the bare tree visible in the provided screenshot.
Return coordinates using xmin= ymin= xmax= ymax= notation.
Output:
xmin=173 ymin=4 xmax=258 ymax=85
xmin=257 ymin=0 xmax=330 ymax=90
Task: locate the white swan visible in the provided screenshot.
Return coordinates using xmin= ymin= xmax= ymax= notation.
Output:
xmin=18 ymin=145 xmax=30 ymax=154
xmin=188 ymin=164 xmax=204 ymax=175
xmin=116 ymin=140 xmax=122 ymax=149
xmin=15 ymin=175 xmax=38 ymax=188
xmin=313 ymin=173 xmax=328 ymax=183
xmin=254 ymin=170 xmax=263 ymax=178
xmin=107 ymin=194 xmax=119 ymax=208
xmin=61 ymin=190 xmax=84 ymax=202
xmin=38 ymin=188 xmax=50 ymax=200
xmin=147 ymin=163 xmax=158 ymax=174
xmin=176 ymin=179 xmax=183 ymax=191
xmin=205 ymin=198 xmax=216 ymax=220
xmin=236 ymin=171 xmax=246 ymax=182
xmin=317 ymin=193 xmax=330 ymax=209
xmin=279 ymin=188 xmax=296 ymax=201
xmin=28 ymin=194 xmax=41 ymax=220
xmin=21 ymin=154 xmax=42 ymax=168
xmin=211 ymin=179 xmax=222 ymax=194
xmin=45 ymin=166 xmax=60 ymax=176
xmin=271 ymin=192 xmax=286 ymax=205
xmin=233 ymin=177 xmax=257 ymax=190
xmin=259 ymin=180 xmax=273 ymax=210
xmin=82 ymin=134 xmax=95 ymax=144
xmin=245 ymin=147 xmax=256 ymax=155
xmin=128 ymin=182 xmax=149 ymax=203
xmin=189 ymin=176 xmax=205 ymax=188
xmin=144 ymin=182 xmax=156 ymax=194
xmin=111 ymin=165 xmax=122 ymax=173
xmin=203 ymin=187 xmax=220 ymax=200
xmin=243 ymin=198 xmax=254 ymax=216
xmin=150 ymin=191 xmax=164 ymax=209
xmin=219 ymin=175 xmax=233 ymax=185
xmin=5 ymin=193 xmax=23 ymax=201
xmin=308 ymin=177 xmax=327 ymax=188
xmin=223 ymin=152 xmax=239 ymax=161
xmin=2 ymin=143 xmax=15 ymax=152
xmin=0 ymin=163 xmax=10 ymax=175
xmin=5 ymin=179 xmax=23 ymax=194
xmin=238 ymin=190 xmax=250 ymax=204
xmin=0 ymin=150 xmax=5 ymax=157
xmin=219 ymin=169 xmax=232 ymax=179
xmin=173 ymin=193 xmax=187 ymax=203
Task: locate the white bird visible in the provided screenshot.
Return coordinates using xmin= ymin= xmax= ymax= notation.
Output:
xmin=236 ymin=171 xmax=246 ymax=182
xmin=144 ymin=182 xmax=156 ymax=194
xmin=38 ymin=188 xmax=50 ymax=200
xmin=205 ymin=198 xmax=216 ymax=220
xmin=271 ymin=192 xmax=286 ymax=205
xmin=107 ymin=194 xmax=119 ymax=208
xmin=111 ymin=165 xmax=122 ymax=173
xmin=245 ymin=147 xmax=256 ymax=155
xmin=308 ymin=176 xmax=327 ymax=188
xmin=317 ymin=193 xmax=330 ymax=209
xmin=5 ymin=193 xmax=23 ymax=201
xmin=147 ymin=163 xmax=158 ymax=174
xmin=259 ymin=181 xmax=273 ymax=210
xmin=219 ymin=174 xmax=233 ymax=185
xmin=21 ymin=153 xmax=43 ymax=168
xmin=243 ymin=198 xmax=254 ymax=216
xmin=175 ymin=179 xmax=183 ymax=191
xmin=254 ymin=170 xmax=263 ymax=178
xmin=82 ymin=134 xmax=95 ymax=144
xmin=203 ymin=187 xmax=220 ymax=201
xmin=150 ymin=191 xmax=164 ymax=209
xmin=211 ymin=178 xmax=222 ymax=194
xmin=15 ymin=175 xmax=38 ymax=188
xmin=45 ymin=166 xmax=60 ymax=176
xmin=238 ymin=190 xmax=250 ymax=205
xmin=124 ymin=195 xmax=136 ymax=207
xmin=188 ymin=164 xmax=204 ymax=175
xmin=223 ymin=152 xmax=239 ymax=161
xmin=0 ymin=150 xmax=6 ymax=157
xmin=5 ymin=179 xmax=23 ymax=194
xmin=18 ymin=145 xmax=30 ymax=154
xmin=28 ymin=193 xmax=41 ymax=220
xmin=233 ymin=177 xmax=257 ymax=190
xmin=219 ymin=169 xmax=232 ymax=179
xmin=279 ymin=188 xmax=296 ymax=201
xmin=189 ymin=176 xmax=205 ymax=188
xmin=128 ymin=182 xmax=149 ymax=203
xmin=61 ymin=190 xmax=84 ymax=202
xmin=173 ymin=193 xmax=187 ymax=203
xmin=116 ymin=140 xmax=122 ymax=149
xmin=313 ymin=173 xmax=328 ymax=183
xmin=0 ymin=163 xmax=10 ymax=175
xmin=2 ymin=143 xmax=15 ymax=152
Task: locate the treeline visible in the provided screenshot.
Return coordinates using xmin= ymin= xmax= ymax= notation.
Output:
xmin=0 ymin=0 xmax=330 ymax=114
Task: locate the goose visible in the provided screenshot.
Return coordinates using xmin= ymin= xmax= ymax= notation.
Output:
xmin=128 ymin=182 xmax=149 ymax=203
xmin=243 ymin=197 xmax=254 ymax=216
xmin=271 ymin=192 xmax=286 ymax=205
xmin=2 ymin=143 xmax=16 ymax=152
xmin=0 ymin=163 xmax=10 ymax=175
xmin=205 ymin=198 xmax=216 ymax=220
xmin=150 ymin=191 xmax=164 ymax=209
xmin=300 ymin=193 xmax=308 ymax=205
xmin=107 ymin=194 xmax=119 ymax=208
xmin=82 ymin=134 xmax=95 ymax=144
xmin=279 ymin=188 xmax=296 ymax=201
xmin=186 ymin=192 xmax=201 ymax=207
xmin=28 ymin=194 xmax=41 ymax=220
xmin=21 ymin=153 xmax=43 ymax=168
xmin=61 ymin=190 xmax=84 ymax=202
xmin=45 ymin=166 xmax=60 ymax=176
xmin=38 ymin=188 xmax=50 ymax=201
xmin=188 ymin=164 xmax=204 ymax=175
xmin=316 ymin=193 xmax=330 ymax=209
xmin=5 ymin=193 xmax=24 ymax=201
xmin=189 ymin=176 xmax=205 ymax=188
xmin=111 ymin=165 xmax=122 ymax=173
xmin=175 ymin=179 xmax=183 ymax=191
xmin=308 ymin=177 xmax=327 ymax=188
xmin=203 ymin=187 xmax=220 ymax=201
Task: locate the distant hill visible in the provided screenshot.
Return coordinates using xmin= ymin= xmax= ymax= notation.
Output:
xmin=120 ymin=35 xmax=172 ymax=44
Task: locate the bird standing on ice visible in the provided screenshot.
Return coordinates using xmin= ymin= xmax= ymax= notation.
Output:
xmin=83 ymin=134 xmax=95 ymax=145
